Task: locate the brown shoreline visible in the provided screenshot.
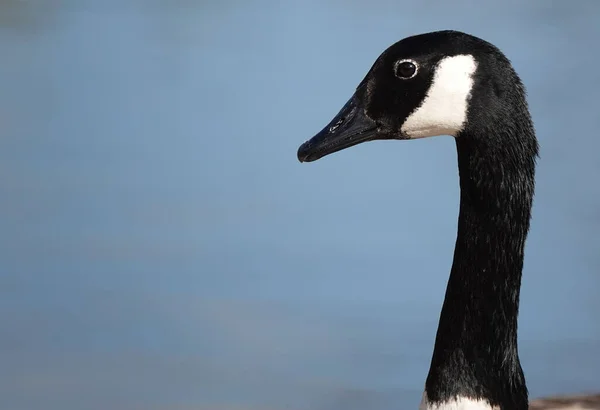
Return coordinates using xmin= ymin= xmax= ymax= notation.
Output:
xmin=530 ymin=393 xmax=600 ymax=409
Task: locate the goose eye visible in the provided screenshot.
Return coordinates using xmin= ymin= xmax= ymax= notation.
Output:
xmin=395 ymin=60 xmax=417 ymax=79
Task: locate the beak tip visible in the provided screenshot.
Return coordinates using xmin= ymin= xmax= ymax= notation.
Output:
xmin=297 ymin=142 xmax=311 ymax=163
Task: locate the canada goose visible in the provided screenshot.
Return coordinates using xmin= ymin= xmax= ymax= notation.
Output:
xmin=296 ymin=30 xmax=598 ymax=410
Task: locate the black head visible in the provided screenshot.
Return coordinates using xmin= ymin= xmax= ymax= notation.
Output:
xmin=297 ymin=30 xmax=527 ymax=162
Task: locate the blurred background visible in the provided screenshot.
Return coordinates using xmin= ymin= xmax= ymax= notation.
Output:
xmin=1 ymin=0 xmax=599 ymax=409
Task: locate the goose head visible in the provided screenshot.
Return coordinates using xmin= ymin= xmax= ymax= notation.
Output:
xmin=297 ymin=30 xmax=528 ymax=163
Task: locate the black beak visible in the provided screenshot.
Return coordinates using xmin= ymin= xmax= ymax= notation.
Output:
xmin=297 ymin=93 xmax=383 ymax=163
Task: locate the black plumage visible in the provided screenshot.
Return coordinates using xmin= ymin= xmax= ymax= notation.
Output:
xmin=298 ymin=30 xmax=539 ymax=410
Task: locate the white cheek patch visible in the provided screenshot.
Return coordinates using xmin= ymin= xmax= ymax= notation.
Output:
xmin=419 ymin=392 xmax=499 ymax=410
xmin=401 ymin=55 xmax=477 ymax=139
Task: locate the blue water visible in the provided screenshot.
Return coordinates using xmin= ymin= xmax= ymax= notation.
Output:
xmin=1 ymin=1 xmax=599 ymax=409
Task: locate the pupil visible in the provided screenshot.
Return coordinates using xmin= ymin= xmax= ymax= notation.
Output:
xmin=399 ymin=62 xmax=415 ymax=78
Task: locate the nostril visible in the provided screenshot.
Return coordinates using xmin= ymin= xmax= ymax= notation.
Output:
xmin=329 ymin=117 xmax=345 ymax=133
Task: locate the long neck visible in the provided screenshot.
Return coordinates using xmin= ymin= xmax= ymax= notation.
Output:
xmin=423 ymin=132 xmax=537 ymax=410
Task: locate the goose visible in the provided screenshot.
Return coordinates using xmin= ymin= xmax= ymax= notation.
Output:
xmin=296 ymin=30 xmax=599 ymax=410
